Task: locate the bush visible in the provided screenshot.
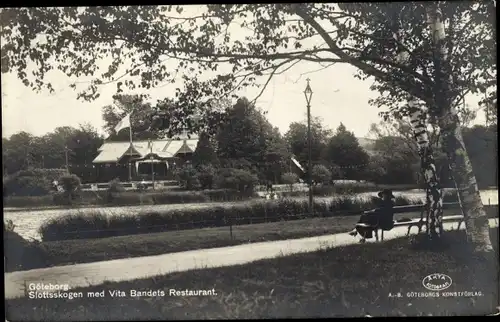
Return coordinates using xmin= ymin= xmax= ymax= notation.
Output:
xmin=282 ymin=172 xmax=299 ymax=191
xmin=57 ymin=174 xmax=82 ymax=204
xmin=197 ymin=164 xmax=216 ymax=190
xmin=175 ymin=164 xmax=200 ymax=190
xmin=38 ymin=195 xmax=422 ymax=241
xmin=311 ymin=165 xmax=332 ymax=185
xmin=4 ymin=220 xmax=49 ymax=272
xmin=3 ymin=168 xmax=67 ymax=197
xmin=105 ymin=178 xmax=126 ymax=203
xmin=215 ymin=168 xmax=259 ymax=193
xmin=108 ymin=178 xmax=125 ymax=193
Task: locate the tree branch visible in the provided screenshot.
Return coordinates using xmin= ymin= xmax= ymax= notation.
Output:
xmin=291 ymin=4 xmax=433 ymax=105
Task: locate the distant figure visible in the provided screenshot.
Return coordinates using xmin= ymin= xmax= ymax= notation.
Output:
xmin=266 ymin=181 xmax=273 ymax=193
xmin=52 ymin=180 xmax=59 ymax=191
xmin=349 ymin=189 xmax=396 ymax=242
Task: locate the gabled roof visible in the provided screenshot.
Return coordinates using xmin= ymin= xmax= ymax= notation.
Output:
xmin=93 ymin=143 xmax=139 ymax=163
xmin=176 ymin=141 xmax=196 ymax=154
xmin=93 ymin=138 xmax=199 ymax=163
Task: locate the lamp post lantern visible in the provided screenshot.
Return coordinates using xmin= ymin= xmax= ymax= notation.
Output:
xmin=304 ymin=78 xmax=314 ymax=214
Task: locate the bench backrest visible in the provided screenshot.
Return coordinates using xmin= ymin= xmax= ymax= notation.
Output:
xmin=363 ymin=202 xmax=461 ymax=215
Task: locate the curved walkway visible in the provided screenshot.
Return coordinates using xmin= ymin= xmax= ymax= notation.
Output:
xmin=5 ymin=218 xmax=498 ymax=299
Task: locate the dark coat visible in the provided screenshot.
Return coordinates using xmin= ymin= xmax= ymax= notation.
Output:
xmin=355 ymin=198 xmax=395 ymax=238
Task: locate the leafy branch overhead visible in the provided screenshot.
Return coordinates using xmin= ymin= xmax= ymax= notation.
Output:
xmin=1 ymin=3 xmax=495 ymax=127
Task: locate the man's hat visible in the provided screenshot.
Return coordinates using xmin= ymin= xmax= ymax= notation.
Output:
xmin=378 ymin=189 xmax=396 ymax=199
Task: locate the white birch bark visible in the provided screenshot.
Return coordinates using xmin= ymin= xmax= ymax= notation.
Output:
xmin=394 ymin=28 xmax=444 ymax=238
xmin=427 ymin=3 xmax=493 ymax=252
xmin=408 ymin=104 xmax=444 ymax=238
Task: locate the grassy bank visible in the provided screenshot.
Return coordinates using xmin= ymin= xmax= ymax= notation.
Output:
xmin=9 ymin=210 xmax=442 ymax=270
xmin=38 ymin=195 xmax=422 ymax=241
xmin=6 ymin=228 xmax=498 ymax=319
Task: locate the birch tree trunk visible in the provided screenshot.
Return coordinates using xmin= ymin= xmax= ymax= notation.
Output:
xmin=427 ymin=3 xmax=493 ymax=252
xmin=394 ymin=27 xmax=444 ymax=239
xmin=408 ymin=102 xmax=444 ymax=238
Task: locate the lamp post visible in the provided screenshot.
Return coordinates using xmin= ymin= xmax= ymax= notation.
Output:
xmin=64 ymin=145 xmax=69 ymax=174
xmin=149 ymin=139 xmax=155 ymax=190
xmin=304 ymin=78 xmax=313 ymax=214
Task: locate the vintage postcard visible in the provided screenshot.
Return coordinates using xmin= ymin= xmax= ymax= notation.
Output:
xmin=3 ymin=2 xmax=498 ymax=319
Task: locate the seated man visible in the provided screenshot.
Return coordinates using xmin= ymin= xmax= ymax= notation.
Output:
xmin=349 ymin=189 xmax=396 ymax=242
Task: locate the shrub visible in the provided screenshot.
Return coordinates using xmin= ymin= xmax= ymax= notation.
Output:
xmin=311 ymin=165 xmax=332 ymax=185
xmin=3 ymin=168 xmax=67 ymax=196
xmin=108 ymin=178 xmax=125 ymax=193
xmin=175 ymin=164 xmax=200 ymax=190
xmin=4 ymin=221 xmax=49 ymax=272
xmin=52 ymin=191 xmax=72 ymax=206
xmin=215 ymin=168 xmax=259 ymax=193
xmin=38 ymin=195 xmax=422 ymax=241
xmin=58 ymin=174 xmax=82 ymax=204
xmin=106 ymin=178 xmax=126 ymax=203
xmin=197 ymin=164 xmax=216 ymax=190
xmin=282 ymin=172 xmax=299 ymax=191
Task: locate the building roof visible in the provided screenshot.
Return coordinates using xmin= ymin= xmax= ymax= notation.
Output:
xmin=93 ymin=143 xmax=139 ymax=163
xmin=93 ymin=138 xmax=199 ymax=164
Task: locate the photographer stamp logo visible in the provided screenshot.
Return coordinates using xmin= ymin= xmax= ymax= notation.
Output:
xmin=422 ymin=273 xmax=452 ymax=291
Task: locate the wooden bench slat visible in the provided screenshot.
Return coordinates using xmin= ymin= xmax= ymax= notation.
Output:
xmin=356 ymin=215 xmax=465 ymax=229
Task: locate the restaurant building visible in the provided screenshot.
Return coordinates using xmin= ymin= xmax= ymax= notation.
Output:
xmin=92 ymin=136 xmax=199 ymax=182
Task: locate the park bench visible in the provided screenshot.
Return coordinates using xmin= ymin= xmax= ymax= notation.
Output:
xmin=355 ymin=202 xmax=464 ymax=242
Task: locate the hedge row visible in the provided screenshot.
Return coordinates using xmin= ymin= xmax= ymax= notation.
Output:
xmin=276 ymin=182 xmax=421 ymax=195
xmin=4 ymin=184 xmax=459 ymax=209
xmin=4 ymin=189 xmax=256 ymax=208
xmin=38 ymin=195 xmax=422 ymax=241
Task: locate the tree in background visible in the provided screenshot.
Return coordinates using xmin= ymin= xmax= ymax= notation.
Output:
xmin=462 ymin=125 xmax=498 ymax=189
xmin=311 ymin=164 xmax=331 ymax=186
xmin=197 ymin=164 xmax=217 ymax=190
xmin=215 ymin=168 xmax=259 ymax=194
xmin=102 ymin=94 xmax=158 ymax=141
xmin=3 ymin=125 xmax=104 ymax=175
xmin=282 ymin=172 xmax=299 ymax=191
xmin=215 ymin=97 xmax=288 ymax=182
xmin=2 ymin=132 xmax=36 ymax=174
xmin=323 ymin=124 xmax=370 ymax=181
xmin=363 ymin=155 xmax=387 ymax=184
xmin=285 ymin=117 xmax=332 ymax=168
xmin=66 ymin=124 xmax=104 ymax=166
xmin=192 ymin=131 xmax=219 ymax=168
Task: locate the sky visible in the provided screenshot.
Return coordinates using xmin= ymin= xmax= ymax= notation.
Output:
xmin=1 ymin=5 xmax=488 ymax=140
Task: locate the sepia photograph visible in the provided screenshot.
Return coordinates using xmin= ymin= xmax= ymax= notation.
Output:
xmin=2 ymin=2 xmax=498 ymax=320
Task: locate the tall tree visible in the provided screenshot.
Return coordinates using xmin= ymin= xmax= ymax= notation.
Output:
xmin=67 ymin=123 xmax=104 ymax=165
xmin=2 ymin=132 xmax=36 ymax=174
xmin=1 ymin=3 xmax=495 ymax=251
xmin=426 ymin=3 xmax=492 ymax=251
xmin=323 ymin=123 xmax=370 ymax=181
xmin=284 ymin=117 xmax=332 ymax=167
xmin=215 ymin=97 xmax=288 ymax=181
xmin=192 ymin=131 xmax=219 ymax=167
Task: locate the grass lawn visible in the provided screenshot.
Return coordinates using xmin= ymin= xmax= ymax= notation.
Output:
xmin=25 ymin=210 xmax=458 ymax=269
xmin=6 ymin=228 xmax=498 ymax=319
